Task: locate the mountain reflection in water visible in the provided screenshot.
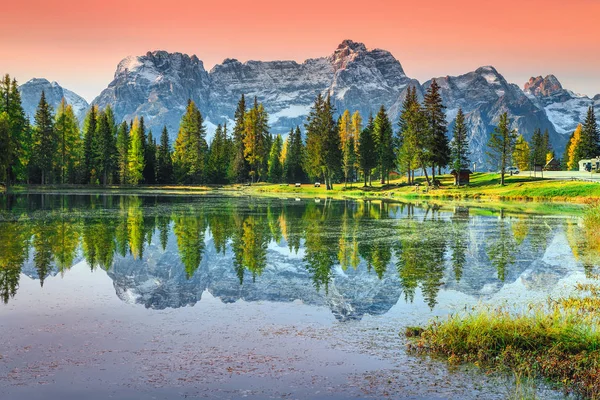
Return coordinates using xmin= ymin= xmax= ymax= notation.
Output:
xmin=0 ymin=194 xmax=597 ymax=320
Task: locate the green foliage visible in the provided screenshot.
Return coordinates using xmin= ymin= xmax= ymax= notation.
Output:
xmin=173 ymin=100 xmax=208 ymax=184
xmin=127 ymin=117 xmax=145 ymax=185
xmin=578 ymin=106 xmax=599 ymax=160
xmin=486 ymin=112 xmax=517 ymax=185
xmin=423 ymin=80 xmax=450 ymax=178
xmin=156 ymin=126 xmax=173 ymax=184
xmin=372 ymin=105 xmax=395 ymax=184
xmin=450 ymin=107 xmax=470 ymax=178
xmin=207 ymin=123 xmax=232 ymax=184
xmin=31 ymin=91 xmax=56 ymax=184
xmin=267 ymin=134 xmax=283 ymax=183
xmin=54 ymin=99 xmax=82 ymax=184
xmin=283 ymin=126 xmax=305 ymax=183
xmin=116 ymin=122 xmax=129 ymax=184
xmin=358 ymin=115 xmax=376 ymax=186
xmin=243 ymin=98 xmax=269 ymax=183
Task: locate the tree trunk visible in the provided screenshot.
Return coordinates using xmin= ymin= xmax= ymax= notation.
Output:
xmin=431 ymin=165 xmax=436 ymax=183
xmin=420 ymin=159 xmax=431 ymax=186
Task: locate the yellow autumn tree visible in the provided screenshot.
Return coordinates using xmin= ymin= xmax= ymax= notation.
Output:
xmin=567 ymin=124 xmax=583 ymax=171
xmin=512 ymin=134 xmax=530 ymax=170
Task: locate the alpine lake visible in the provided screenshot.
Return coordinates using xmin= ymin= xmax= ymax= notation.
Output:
xmin=0 ymin=193 xmax=597 ymax=399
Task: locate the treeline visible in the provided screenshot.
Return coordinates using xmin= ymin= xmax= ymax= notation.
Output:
xmin=0 ymin=195 xmax=562 ymax=308
xmin=0 ymin=73 xmax=468 ymax=188
xmin=2 ymin=71 xmax=598 ymax=188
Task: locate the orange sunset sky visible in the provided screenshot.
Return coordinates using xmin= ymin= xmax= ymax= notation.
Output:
xmin=1 ymin=0 xmax=599 ymax=101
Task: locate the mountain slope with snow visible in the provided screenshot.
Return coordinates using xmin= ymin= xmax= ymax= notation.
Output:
xmin=19 ymin=78 xmax=89 ymax=124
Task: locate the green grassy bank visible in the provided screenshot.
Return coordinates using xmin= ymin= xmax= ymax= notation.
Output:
xmin=405 ymin=202 xmax=600 ymax=399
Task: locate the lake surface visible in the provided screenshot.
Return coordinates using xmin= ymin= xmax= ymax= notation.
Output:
xmin=0 ymin=194 xmax=596 ymax=399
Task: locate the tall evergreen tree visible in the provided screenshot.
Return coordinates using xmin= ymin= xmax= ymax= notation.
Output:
xmin=486 ymin=112 xmax=517 ymax=185
xmin=95 ymin=109 xmax=116 ymax=184
xmin=372 ymin=105 xmax=395 ymax=184
xmin=156 ymin=126 xmax=173 ymax=184
xmin=243 ymin=98 xmax=269 ymax=183
xmin=267 ymin=134 xmax=283 ymax=183
xmin=450 ymin=108 xmax=470 ymax=181
xmin=207 ymin=124 xmax=230 ymax=183
xmin=116 ymin=122 xmax=129 ymax=184
xmin=32 ymin=91 xmax=56 ymax=184
xmin=173 ymin=100 xmax=208 ymax=184
xmin=127 ymin=117 xmax=145 ymax=185
xmin=82 ymin=106 xmax=98 ymax=183
xmin=284 ymin=126 xmax=304 ymax=183
xmin=0 ymin=75 xmax=28 ymax=186
xmin=423 ymin=80 xmax=450 ymax=180
xmin=358 ymin=116 xmax=376 ymax=187
xmin=144 ymin=130 xmax=157 ymax=184
xmin=399 ymin=87 xmax=433 ymax=185
xmin=578 ymin=106 xmax=599 ymax=159
xmin=0 ymin=112 xmax=9 ymax=185
xmin=231 ymin=95 xmax=249 ymax=182
xmin=397 ymin=87 xmax=420 ymax=184
xmin=54 ymin=98 xmax=81 ymax=184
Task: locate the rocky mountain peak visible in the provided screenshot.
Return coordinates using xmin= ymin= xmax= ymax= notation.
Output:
xmin=18 ymin=78 xmax=89 ymax=124
xmin=329 ymin=39 xmax=369 ymax=71
xmin=524 ymin=75 xmax=564 ymax=97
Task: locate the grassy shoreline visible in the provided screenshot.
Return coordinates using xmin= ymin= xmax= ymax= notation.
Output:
xmin=7 ymin=173 xmax=600 ymax=202
xmin=405 ymin=202 xmax=600 ymax=399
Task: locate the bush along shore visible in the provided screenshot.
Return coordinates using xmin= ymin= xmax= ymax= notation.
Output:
xmin=405 ymin=202 xmax=600 ymax=399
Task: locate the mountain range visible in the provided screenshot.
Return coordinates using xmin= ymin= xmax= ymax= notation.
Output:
xmin=18 ymin=40 xmax=600 ymax=167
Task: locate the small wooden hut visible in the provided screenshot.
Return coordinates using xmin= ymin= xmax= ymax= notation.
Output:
xmin=450 ymin=169 xmax=472 ymax=186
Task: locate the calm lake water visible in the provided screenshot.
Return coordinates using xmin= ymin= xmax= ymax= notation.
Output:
xmin=0 ymin=194 xmax=596 ymax=399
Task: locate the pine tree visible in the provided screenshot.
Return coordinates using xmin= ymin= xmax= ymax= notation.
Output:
xmin=358 ymin=116 xmax=376 ymax=187
xmin=243 ymin=98 xmax=269 ymax=183
xmin=0 ymin=75 xmax=28 ymax=186
xmin=486 ymin=112 xmax=517 ymax=185
xmin=350 ymin=111 xmax=362 ymax=181
xmin=95 ymin=109 xmax=116 ymax=184
xmin=83 ymin=106 xmax=98 ymax=183
xmin=283 ymin=126 xmax=304 ymax=183
xmin=116 ymin=122 xmax=129 ymax=184
xmin=156 ymin=126 xmax=173 ymax=183
xmin=372 ymin=105 xmax=395 ymax=184
xmin=398 ymin=87 xmax=432 ymax=185
xmin=231 ymin=95 xmax=249 ymax=182
xmin=173 ymin=100 xmax=208 ymax=184
xmin=512 ymin=134 xmax=530 ymax=171
xmin=54 ymin=98 xmax=81 ymax=184
xmin=207 ymin=124 xmax=227 ymax=183
xmin=32 ymin=91 xmax=56 ymax=184
xmin=397 ymin=87 xmax=418 ymax=184
xmin=578 ymin=106 xmax=599 ymax=159
xmin=450 ymin=108 xmax=470 ymax=183
xmin=423 ymin=80 xmax=450 ymax=179
xmin=0 ymin=112 xmax=9 ymax=185
xmin=144 ymin=130 xmax=157 ymax=184
xmin=127 ymin=117 xmax=145 ymax=185
xmin=342 ymin=136 xmax=357 ymax=187
xmin=267 ymin=134 xmax=283 ymax=183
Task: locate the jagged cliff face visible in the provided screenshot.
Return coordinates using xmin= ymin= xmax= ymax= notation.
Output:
xmin=92 ymin=51 xmax=211 ymax=136
xmin=93 ymin=40 xmax=420 ymax=137
xmin=523 ymin=74 xmax=600 ymax=137
xmin=19 ymin=78 xmax=89 ymax=124
xmin=425 ymin=67 xmax=560 ymax=167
